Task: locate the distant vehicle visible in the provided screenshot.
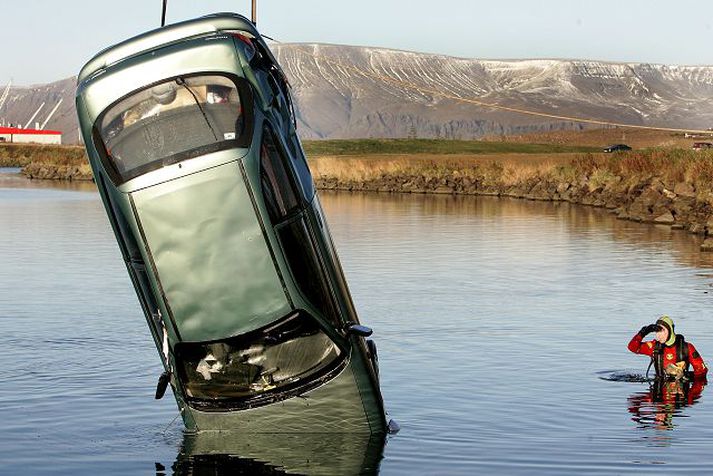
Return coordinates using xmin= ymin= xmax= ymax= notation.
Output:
xmin=603 ymin=144 xmax=632 ymax=153
xmin=692 ymin=142 xmax=713 ymax=151
xmin=76 ymin=13 xmax=387 ymax=434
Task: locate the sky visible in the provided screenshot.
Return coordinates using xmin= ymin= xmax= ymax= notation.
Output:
xmin=2 ymin=0 xmax=712 ymax=85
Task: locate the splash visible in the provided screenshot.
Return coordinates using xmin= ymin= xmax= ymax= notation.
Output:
xmin=597 ymin=370 xmax=650 ymax=383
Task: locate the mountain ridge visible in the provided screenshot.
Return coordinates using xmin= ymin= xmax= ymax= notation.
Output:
xmin=1 ymin=43 xmax=711 ymax=144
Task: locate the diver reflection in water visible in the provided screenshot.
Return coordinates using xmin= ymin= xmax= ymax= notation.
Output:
xmin=170 ymin=430 xmax=386 ymax=475
xmin=628 ymin=378 xmax=706 ymax=430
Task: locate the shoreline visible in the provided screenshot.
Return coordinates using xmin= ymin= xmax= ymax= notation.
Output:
xmin=311 ymin=154 xmax=713 ymax=252
xmin=14 ymin=161 xmax=713 ymax=252
xmin=9 ymin=145 xmax=713 ymax=252
xmin=21 ymin=162 xmax=94 ymax=181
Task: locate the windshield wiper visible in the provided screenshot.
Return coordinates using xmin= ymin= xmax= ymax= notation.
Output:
xmin=176 ymin=77 xmax=219 ymax=142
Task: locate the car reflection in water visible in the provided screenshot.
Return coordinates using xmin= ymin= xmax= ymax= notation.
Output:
xmin=627 ymin=378 xmax=706 ymax=431
xmin=169 ymin=430 xmax=386 ymax=475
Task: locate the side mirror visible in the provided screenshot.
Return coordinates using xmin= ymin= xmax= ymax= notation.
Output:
xmin=346 ymin=322 xmax=373 ymax=337
xmin=155 ymin=371 xmax=171 ymax=399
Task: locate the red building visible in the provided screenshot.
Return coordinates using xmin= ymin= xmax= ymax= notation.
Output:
xmin=0 ymin=127 xmax=62 ymax=144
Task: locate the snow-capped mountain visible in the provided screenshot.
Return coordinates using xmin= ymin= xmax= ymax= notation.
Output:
xmin=2 ymin=43 xmax=712 ymax=144
xmin=272 ymin=43 xmax=713 ymax=139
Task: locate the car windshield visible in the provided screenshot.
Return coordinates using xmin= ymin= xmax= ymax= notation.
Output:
xmin=174 ymin=311 xmax=344 ymax=408
xmin=98 ymin=74 xmax=248 ymax=182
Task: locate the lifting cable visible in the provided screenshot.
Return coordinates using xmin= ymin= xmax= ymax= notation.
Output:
xmin=286 ymin=45 xmax=712 ymax=136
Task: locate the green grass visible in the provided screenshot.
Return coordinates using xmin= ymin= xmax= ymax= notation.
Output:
xmin=302 ymin=138 xmax=600 ymax=156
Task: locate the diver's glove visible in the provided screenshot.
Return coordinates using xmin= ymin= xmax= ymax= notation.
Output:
xmin=638 ymin=324 xmax=660 ymax=337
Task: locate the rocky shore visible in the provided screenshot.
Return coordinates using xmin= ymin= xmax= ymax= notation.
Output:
xmin=22 ymin=162 xmax=93 ymax=181
xmin=15 ymin=147 xmax=713 ymax=252
xmin=315 ymin=171 xmax=713 ymax=251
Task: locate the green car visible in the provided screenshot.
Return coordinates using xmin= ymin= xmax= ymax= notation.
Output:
xmin=76 ymin=13 xmax=387 ymax=434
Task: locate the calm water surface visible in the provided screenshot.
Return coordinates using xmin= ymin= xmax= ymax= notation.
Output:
xmin=2 ymin=171 xmax=713 ymax=474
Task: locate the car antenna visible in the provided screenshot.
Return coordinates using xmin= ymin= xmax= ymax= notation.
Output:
xmin=161 ymin=0 xmax=168 ymax=27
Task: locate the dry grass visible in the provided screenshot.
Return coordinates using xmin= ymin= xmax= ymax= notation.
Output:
xmin=592 ymin=149 xmax=713 ymax=186
xmin=5 ymin=138 xmax=713 ymax=192
xmin=0 ymin=143 xmax=86 ymax=167
xmin=309 ymin=153 xmax=580 ymax=182
xmin=549 ymin=148 xmax=713 ymax=189
xmin=310 ymin=147 xmax=713 ymax=192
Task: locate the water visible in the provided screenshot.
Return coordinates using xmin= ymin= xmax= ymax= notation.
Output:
xmin=2 ymin=173 xmax=713 ymax=474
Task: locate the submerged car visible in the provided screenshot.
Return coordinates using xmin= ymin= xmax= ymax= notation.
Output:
xmin=76 ymin=13 xmax=387 ymax=434
xmin=603 ymin=143 xmax=632 ymax=153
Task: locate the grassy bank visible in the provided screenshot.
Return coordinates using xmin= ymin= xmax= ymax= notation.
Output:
xmin=5 ymin=138 xmax=597 ymax=181
xmin=557 ymin=149 xmax=713 ymax=189
xmin=310 ymin=147 xmax=713 ymax=190
xmin=8 ymin=137 xmax=713 ymax=247
xmin=313 ymin=147 xmax=713 ymax=249
xmin=0 ymin=143 xmax=92 ymax=180
xmin=309 ymin=152 xmax=578 ymax=186
xmin=8 ymin=138 xmax=713 ymax=195
xmin=0 ymin=143 xmax=86 ymax=167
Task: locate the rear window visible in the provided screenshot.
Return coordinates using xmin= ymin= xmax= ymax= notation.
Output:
xmin=97 ymin=74 xmax=251 ymax=182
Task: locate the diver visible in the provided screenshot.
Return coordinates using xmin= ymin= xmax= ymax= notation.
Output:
xmin=628 ymin=316 xmax=708 ymax=381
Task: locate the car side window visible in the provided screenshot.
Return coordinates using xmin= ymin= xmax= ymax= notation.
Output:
xmin=259 ymin=125 xmax=300 ymax=224
xmin=286 ymin=137 xmax=316 ymax=201
xmin=259 ymin=124 xmax=340 ymax=325
xmin=277 ymin=216 xmax=341 ymax=326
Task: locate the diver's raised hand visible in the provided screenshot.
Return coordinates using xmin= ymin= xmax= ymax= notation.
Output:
xmin=638 ymin=324 xmax=660 ymax=337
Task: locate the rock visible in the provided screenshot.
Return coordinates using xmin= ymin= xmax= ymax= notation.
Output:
xmin=654 ymin=211 xmax=675 ymax=225
xmin=673 ymin=182 xmax=695 ymax=197
xmin=663 ymin=188 xmax=677 ymax=199
xmin=701 ymin=238 xmax=713 ymax=252
xmin=556 ymin=182 xmax=571 ymax=194
xmin=650 ymin=179 xmax=666 ymax=193
xmin=640 ymin=187 xmax=664 ymax=207
xmin=673 ymin=197 xmax=694 ymax=215
xmin=592 ymin=199 xmax=606 ymax=207
xmin=689 ymin=223 xmax=705 ymax=235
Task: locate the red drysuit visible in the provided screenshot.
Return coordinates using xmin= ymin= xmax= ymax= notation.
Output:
xmin=628 ymin=333 xmax=708 ymax=379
